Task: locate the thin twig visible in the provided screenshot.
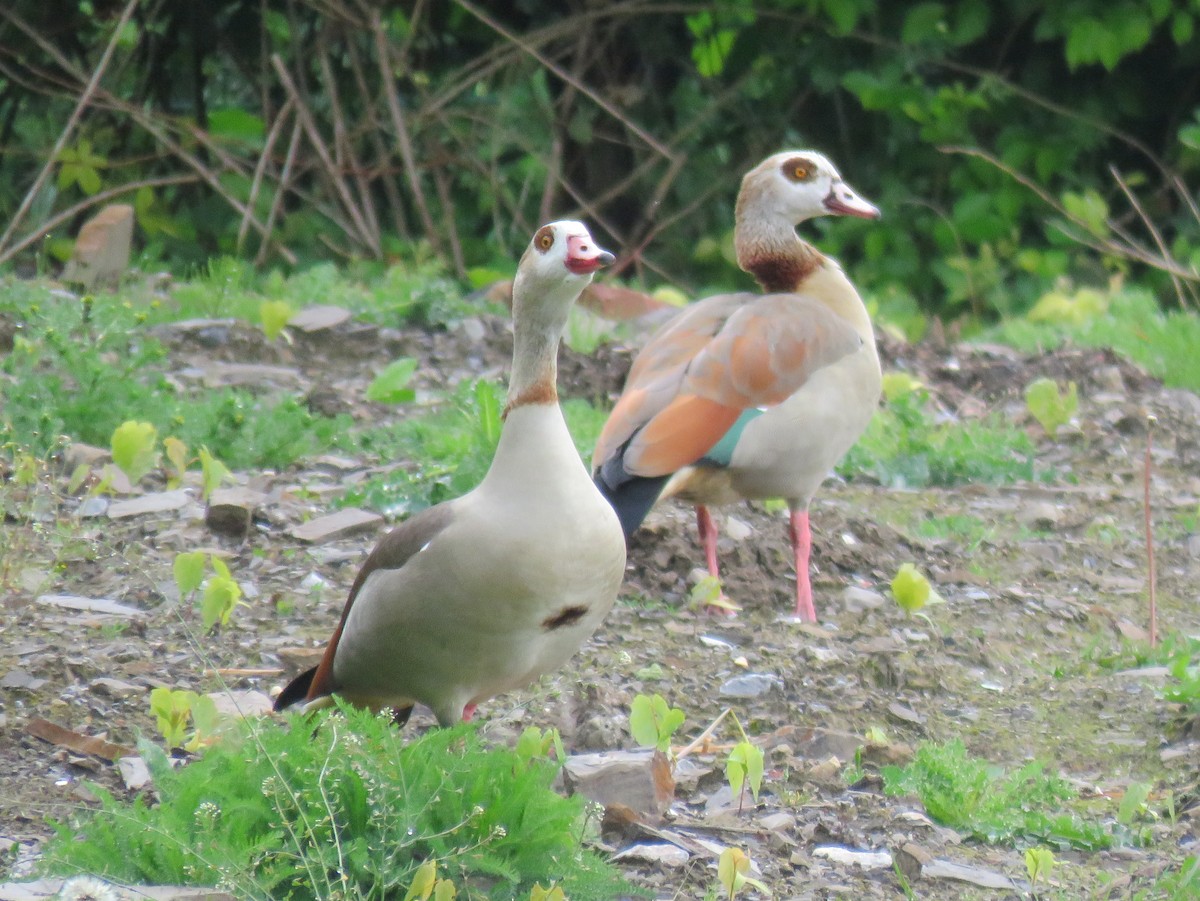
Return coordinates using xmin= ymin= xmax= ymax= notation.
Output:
xmin=1111 ymin=164 xmax=1194 ymax=310
xmin=238 ymin=96 xmax=295 ymax=254
xmin=272 ymin=53 xmax=380 ymax=256
xmin=0 ymin=175 xmax=199 ymax=267
xmin=256 ymin=116 xmax=305 ymax=267
xmin=368 ymin=9 xmax=443 ymax=256
xmin=452 ymin=0 xmax=675 ymax=163
xmin=1144 ymin=414 xmax=1158 ymax=648
xmin=0 ymin=0 xmax=140 ymax=254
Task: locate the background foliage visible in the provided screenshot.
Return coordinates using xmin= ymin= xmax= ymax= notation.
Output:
xmin=0 ymin=0 xmax=1198 ymax=318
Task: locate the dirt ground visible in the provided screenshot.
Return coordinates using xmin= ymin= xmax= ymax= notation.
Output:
xmin=1 ymin=301 xmax=1198 ymax=899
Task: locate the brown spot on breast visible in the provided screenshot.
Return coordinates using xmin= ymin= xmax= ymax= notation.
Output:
xmin=503 ymin=381 xmax=558 ymax=418
xmin=542 ymin=605 xmax=589 ymax=630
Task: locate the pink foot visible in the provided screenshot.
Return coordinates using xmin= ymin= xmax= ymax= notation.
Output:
xmin=696 ymin=505 xmax=740 ymax=615
xmin=789 ymin=508 xmax=816 ymax=622
xmin=461 ymin=703 xmax=478 ymax=722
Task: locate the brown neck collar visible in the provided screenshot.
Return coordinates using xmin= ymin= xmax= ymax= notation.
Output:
xmin=740 ymin=240 xmax=822 ymax=292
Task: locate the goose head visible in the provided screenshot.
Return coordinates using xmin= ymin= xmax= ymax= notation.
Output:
xmin=514 ymin=220 xmax=614 ymax=307
xmin=736 ymin=150 xmax=880 ymax=227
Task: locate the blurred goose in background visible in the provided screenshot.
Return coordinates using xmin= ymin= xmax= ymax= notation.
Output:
xmin=276 ymin=221 xmax=627 ymax=726
xmin=592 ymin=151 xmax=881 ymax=622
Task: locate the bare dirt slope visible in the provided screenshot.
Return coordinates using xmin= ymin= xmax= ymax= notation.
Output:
xmin=2 ymin=308 xmax=1198 ymax=898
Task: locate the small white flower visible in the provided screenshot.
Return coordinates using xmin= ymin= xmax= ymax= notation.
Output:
xmin=55 ymin=875 xmax=122 ymax=901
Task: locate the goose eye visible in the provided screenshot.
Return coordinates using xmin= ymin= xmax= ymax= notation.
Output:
xmin=535 ymin=227 xmax=555 ymax=252
xmin=790 ymin=163 xmax=812 ymax=181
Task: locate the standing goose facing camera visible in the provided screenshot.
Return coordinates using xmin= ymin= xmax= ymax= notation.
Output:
xmin=275 ymin=221 xmax=627 ymax=726
xmin=592 ymin=151 xmax=881 ymax=622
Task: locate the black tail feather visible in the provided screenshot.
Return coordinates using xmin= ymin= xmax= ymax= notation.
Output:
xmin=274 ymin=665 xmax=317 ymax=712
xmin=594 ymin=459 xmax=669 ymax=541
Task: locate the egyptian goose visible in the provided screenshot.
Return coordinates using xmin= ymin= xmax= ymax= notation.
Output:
xmin=592 ymin=151 xmax=881 ymax=622
xmin=275 ymin=221 xmax=627 ymax=726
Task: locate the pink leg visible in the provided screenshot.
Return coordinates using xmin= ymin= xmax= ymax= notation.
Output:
xmin=461 ymin=703 xmax=477 ymax=722
xmin=696 ymin=506 xmax=737 ymax=615
xmin=789 ymin=508 xmax=816 ymax=622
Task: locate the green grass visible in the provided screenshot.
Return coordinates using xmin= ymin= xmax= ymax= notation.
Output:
xmin=39 ymin=706 xmax=633 ymax=900
xmin=342 ymin=379 xmax=609 ymax=516
xmin=983 ymin=287 xmax=1200 ymax=393
xmin=880 ymin=739 xmax=1139 ymax=850
xmin=840 ymin=391 xmax=1041 ymax=488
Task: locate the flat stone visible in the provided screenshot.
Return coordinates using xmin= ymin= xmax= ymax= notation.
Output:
xmin=841 ymin=585 xmax=887 ymax=612
xmin=719 ymin=673 xmax=782 ymax=698
xmin=923 ymin=858 xmax=1022 ymax=890
xmin=36 ymin=594 xmax=144 ymax=618
xmin=290 ymin=305 xmax=353 ymax=332
xmin=107 ymin=489 xmax=193 ymax=519
xmin=200 ymin=362 xmax=305 ymax=389
xmin=0 ymin=670 xmax=46 ymax=691
xmin=64 ymin=442 xmax=110 ymax=467
xmin=0 ymin=879 xmax=235 ymax=900
xmin=759 ymin=812 xmax=796 ymax=833
xmin=62 ymin=204 xmax=134 ymax=288
xmin=290 ymin=508 xmax=383 ymax=543
xmin=90 ymin=677 xmax=144 ymax=697
xmin=610 ymin=843 xmax=690 ymax=868
xmin=207 ymin=689 xmax=274 ymax=719
xmin=562 ymin=749 xmax=674 ymax=821
xmin=812 ymin=845 xmax=893 ymax=870
xmin=205 ymin=487 xmax=268 ymax=537
xmin=118 ymin=755 xmax=152 ymax=790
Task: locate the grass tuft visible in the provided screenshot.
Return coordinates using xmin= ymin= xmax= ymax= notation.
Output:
xmin=840 ymin=391 xmax=1040 ymax=488
xmin=39 ymin=706 xmax=634 ymax=900
xmin=881 ymin=739 xmax=1133 ymax=850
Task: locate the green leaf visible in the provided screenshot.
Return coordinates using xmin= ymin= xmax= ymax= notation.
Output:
xmin=891 ymin=562 xmax=942 ymax=613
xmin=881 ymin=372 xmax=923 ymax=402
xmin=207 ymin=108 xmax=267 ymax=145
xmin=727 ymin=740 xmax=765 ymax=803
xmin=259 ymin=300 xmax=293 ymax=341
xmin=404 ymin=860 xmax=438 ymax=901
xmin=902 ymin=3 xmax=947 ymax=44
xmin=1025 ymin=847 xmax=1055 ymax=884
xmin=1024 ymin=378 xmax=1078 ymax=438
xmin=1172 ymin=12 xmax=1194 ymax=45
xmin=185 ymin=694 xmax=219 ymax=751
xmin=198 ymin=447 xmax=233 ymax=500
xmin=111 ymin=420 xmax=159 ymax=484
xmin=201 ymin=573 xmax=242 ymax=631
xmin=149 ymin=687 xmax=195 ymax=749
xmin=173 ymin=551 xmax=206 ymax=598
xmin=629 ymin=693 xmax=685 ymax=752
xmin=474 ymin=378 xmax=503 ymax=446
xmin=1117 ymin=781 xmax=1152 ymax=825
xmin=366 ymin=357 xmax=419 ymax=404
xmin=1061 ymin=189 xmax=1109 ymax=236
xmin=162 ymin=436 xmax=189 ymax=487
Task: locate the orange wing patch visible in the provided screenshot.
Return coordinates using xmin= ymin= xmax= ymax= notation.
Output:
xmin=592 ymin=291 xmax=863 ymax=477
xmin=624 ymin=395 xmax=742 ymax=476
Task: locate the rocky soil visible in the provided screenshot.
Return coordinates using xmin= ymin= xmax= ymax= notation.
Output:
xmin=1 ymin=303 xmax=1199 ymax=899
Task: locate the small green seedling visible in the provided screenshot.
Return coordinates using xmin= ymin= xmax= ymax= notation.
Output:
xmin=689 ymin=574 xmax=739 ymax=612
xmin=174 ymin=552 xmax=245 ymax=631
xmin=163 ymin=436 xmax=189 ymax=488
xmin=198 ymin=446 xmax=233 ymax=500
xmin=1117 ymin=781 xmax=1153 ymax=825
xmin=716 ymin=847 xmax=771 ymax=899
xmin=528 ymin=885 xmax=566 ymax=901
xmin=111 ymin=420 xmax=159 ymax=484
xmin=366 ymin=357 xmax=419 ymax=404
xmin=629 ymin=693 xmax=685 ymax=753
xmin=515 ymin=726 xmax=565 ymax=768
xmin=149 ymin=687 xmax=218 ymax=751
xmin=1025 ymin=847 xmax=1055 ymax=891
xmin=259 ymin=299 xmax=294 ymax=341
xmin=727 ymin=740 xmax=765 ymax=812
xmin=1025 ymin=378 xmax=1078 ymax=438
xmin=881 ymin=371 xmax=923 ymax=401
xmin=202 ymin=557 xmax=243 ymax=630
xmin=891 ymin=562 xmax=944 ymax=619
